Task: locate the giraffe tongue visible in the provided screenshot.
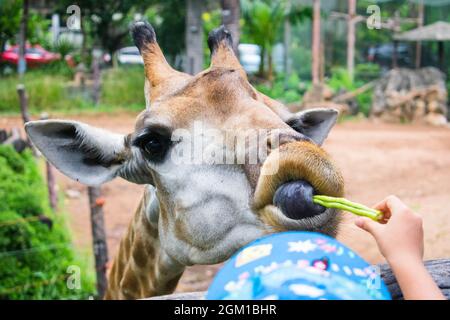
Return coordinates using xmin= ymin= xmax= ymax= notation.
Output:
xmin=273 ymin=180 xmax=326 ymax=220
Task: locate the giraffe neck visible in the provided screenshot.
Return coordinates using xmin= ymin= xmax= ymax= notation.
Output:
xmin=104 ymin=188 xmax=185 ymax=299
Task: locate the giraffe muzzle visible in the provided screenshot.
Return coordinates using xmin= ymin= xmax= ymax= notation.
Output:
xmin=253 ymin=140 xmax=344 ymax=229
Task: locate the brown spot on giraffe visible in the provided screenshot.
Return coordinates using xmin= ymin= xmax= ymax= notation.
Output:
xmin=25 ymin=21 xmax=344 ymax=299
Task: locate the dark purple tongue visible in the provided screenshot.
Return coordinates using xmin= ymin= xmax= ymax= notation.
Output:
xmin=273 ymin=180 xmax=326 ymax=220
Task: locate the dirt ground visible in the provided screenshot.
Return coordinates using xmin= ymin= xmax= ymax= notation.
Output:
xmin=2 ymin=113 xmax=450 ymax=293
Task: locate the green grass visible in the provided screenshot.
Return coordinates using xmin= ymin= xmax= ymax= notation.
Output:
xmin=0 ymin=66 xmax=146 ymax=115
xmin=100 ymin=66 xmax=145 ymax=108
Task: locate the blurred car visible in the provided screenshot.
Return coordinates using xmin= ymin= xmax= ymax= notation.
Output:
xmin=117 ymin=46 xmax=143 ymax=65
xmin=367 ymin=43 xmax=412 ymax=69
xmin=239 ymin=43 xmax=261 ymax=74
xmin=0 ymin=44 xmax=60 ymax=67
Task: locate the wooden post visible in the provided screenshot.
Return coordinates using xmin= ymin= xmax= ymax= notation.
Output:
xmin=220 ymin=0 xmax=240 ymax=57
xmin=92 ymin=53 xmax=101 ymax=106
xmin=40 ymin=113 xmax=58 ymax=211
xmin=17 ymin=84 xmax=30 ymax=124
xmin=46 ymin=163 xmax=58 ymax=211
xmin=16 ymin=84 xmax=38 ymax=156
xmin=87 ymin=186 xmax=109 ymax=298
xmin=311 ymin=0 xmax=321 ymax=85
xmin=185 ymin=0 xmax=204 ymax=75
xmin=347 ymin=0 xmax=356 ymax=82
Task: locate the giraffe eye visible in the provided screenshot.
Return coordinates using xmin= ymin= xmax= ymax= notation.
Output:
xmin=133 ymin=129 xmax=172 ymax=162
xmin=143 ymin=134 xmax=164 ymax=154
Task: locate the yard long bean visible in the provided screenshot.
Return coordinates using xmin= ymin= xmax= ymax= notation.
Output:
xmin=313 ymin=195 xmax=383 ymax=221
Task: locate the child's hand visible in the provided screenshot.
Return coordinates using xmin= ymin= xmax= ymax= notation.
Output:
xmin=354 ymin=195 xmax=424 ymax=264
xmin=356 ymin=195 xmax=445 ymax=300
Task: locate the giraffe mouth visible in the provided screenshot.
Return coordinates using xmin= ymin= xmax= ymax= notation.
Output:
xmin=272 ymin=180 xmax=326 ymax=220
xmin=252 ymin=140 xmax=344 ymax=232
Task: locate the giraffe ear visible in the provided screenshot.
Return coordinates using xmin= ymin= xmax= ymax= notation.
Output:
xmin=25 ymin=120 xmax=131 ymax=186
xmin=286 ymin=108 xmax=339 ymax=145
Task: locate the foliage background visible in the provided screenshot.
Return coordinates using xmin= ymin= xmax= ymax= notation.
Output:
xmin=0 ymin=145 xmax=95 ymax=299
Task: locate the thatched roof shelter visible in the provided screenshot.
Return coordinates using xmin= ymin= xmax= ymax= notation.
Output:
xmin=394 ymin=21 xmax=450 ymax=71
xmin=394 ymin=21 xmax=450 ymax=41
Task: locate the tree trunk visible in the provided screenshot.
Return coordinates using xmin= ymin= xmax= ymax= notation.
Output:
xmin=347 ymin=0 xmax=356 ymax=82
xmin=283 ymin=0 xmax=292 ymax=78
xmin=268 ymin=50 xmax=274 ymax=82
xmin=185 ymin=0 xmax=204 ymax=75
xmin=259 ymin=46 xmax=266 ymax=78
xmin=220 ymin=0 xmax=240 ymax=57
xmin=88 ymin=186 xmax=109 ymax=298
xmin=391 ymin=11 xmax=400 ymax=69
xmin=392 ymin=40 xmax=398 ymax=69
xmin=438 ymin=41 xmax=445 ymax=74
xmin=18 ymin=0 xmax=29 ymax=77
xmin=311 ymin=0 xmax=321 ymax=85
xmin=415 ymin=1 xmax=424 ymax=69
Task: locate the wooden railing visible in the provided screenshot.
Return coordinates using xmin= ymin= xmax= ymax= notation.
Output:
xmin=147 ymin=259 xmax=450 ymax=300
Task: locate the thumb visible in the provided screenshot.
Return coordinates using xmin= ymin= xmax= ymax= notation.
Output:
xmin=355 ymin=217 xmax=383 ymax=237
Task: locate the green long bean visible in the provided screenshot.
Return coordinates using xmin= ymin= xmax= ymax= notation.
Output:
xmin=313 ymin=195 xmax=375 ymax=213
xmin=313 ymin=195 xmax=383 ymax=221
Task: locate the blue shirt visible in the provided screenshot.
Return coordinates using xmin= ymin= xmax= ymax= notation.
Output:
xmin=207 ymin=231 xmax=391 ymax=300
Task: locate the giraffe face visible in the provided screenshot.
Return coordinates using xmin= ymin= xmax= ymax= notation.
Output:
xmin=125 ymin=23 xmax=344 ymax=264
xmin=25 ymin=22 xmax=344 ymax=267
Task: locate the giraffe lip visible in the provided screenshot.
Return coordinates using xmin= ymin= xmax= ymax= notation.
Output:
xmin=273 ymin=180 xmax=326 ymax=220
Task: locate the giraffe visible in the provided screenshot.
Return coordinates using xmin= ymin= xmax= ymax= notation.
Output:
xmin=25 ymin=22 xmax=344 ymax=299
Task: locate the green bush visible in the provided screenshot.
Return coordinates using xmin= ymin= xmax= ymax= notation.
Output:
xmin=0 ymin=145 xmax=95 ymax=299
xmin=327 ymin=67 xmax=354 ymax=92
xmin=327 ymin=66 xmax=374 ymax=117
xmin=255 ymin=73 xmax=307 ymax=104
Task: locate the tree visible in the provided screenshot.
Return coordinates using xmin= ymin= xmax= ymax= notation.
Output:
xmin=311 ymin=0 xmax=320 ymax=85
xmin=144 ymin=0 xmax=186 ymax=68
xmin=0 ymin=0 xmax=48 ymax=52
xmin=347 ymin=0 xmax=356 ymax=81
xmin=185 ymin=0 xmax=204 ymax=74
xmin=241 ymin=0 xmax=311 ymax=81
xmin=241 ymin=0 xmax=283 ymax=80
xmin=57 ymin=1 xmax=152 ymax=59
xmin=220 ymin=0 xmax=240 ymax=55
xmin=0 ymin=0 xmax=22 ymax=53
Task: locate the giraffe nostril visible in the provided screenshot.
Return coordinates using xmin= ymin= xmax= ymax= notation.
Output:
xmin=273 ymin=180 xmax=326 ymax=220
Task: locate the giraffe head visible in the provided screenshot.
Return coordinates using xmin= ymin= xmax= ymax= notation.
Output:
xmin=25 ymin=22 xmax=344 ymax=266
